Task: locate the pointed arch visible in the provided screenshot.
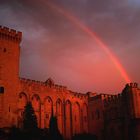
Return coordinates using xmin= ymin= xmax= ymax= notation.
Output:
xmin=44 ymin=96 xmax=53 ymax=128
xmin=31 ymin=94 xmax=41 ymax=127
xmin=17 ymin=92 xmax=28 ymax=128
xmin=65 ymin=100 xmax=72 ymax=139
xmin=56 ymin=98 xmax=63 ymax=134
xmin=73 ymin=102 xmax=81 ymax=134
xmin=18 ymin=92 xmax=28 ymax=109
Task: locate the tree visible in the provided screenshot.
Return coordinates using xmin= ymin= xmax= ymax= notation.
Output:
xmin=22 ymin=101 xmax=38 ymax=132
xmin=49 ymin=110 xmax=63 ymax=140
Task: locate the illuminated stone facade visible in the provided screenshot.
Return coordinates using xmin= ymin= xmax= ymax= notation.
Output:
xmin=0 ymin=26 xmax=140 ymax=140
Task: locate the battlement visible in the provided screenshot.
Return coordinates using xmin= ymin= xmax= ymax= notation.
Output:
xmin=104 ymin=94 xmax=122 ymax=107
xmin=20 ymin=78 xmax=88 ymax=100
xmin=122 ymin=83 xmax=139 ymax=93
xmin=20 ymin=78 xmax=45 ymax=86
xmin=0 ymin=26 xmax=22 ymax=43
xmin=127 ymin=82 xmax=138 ymax=88
xmin=68 ymin=90 xmax=88 ymax=99
xmin=20 ymin=78 xmax=68 ymax=91
xmin=88 ymin=93 xmax=111 ymax=101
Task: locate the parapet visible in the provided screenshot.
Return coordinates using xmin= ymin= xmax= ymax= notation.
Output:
xmin=0 ymin=25 xmax=22 ymax=43
xmin=129 ymin=82 xmax=138 ymax=88
xmin=123 ymin=83 xmax=139 ymax=92
xmin=20 ymin=78 xmax=68 ymax=91
xmin=20 ymin=78 xmax=45 ymax=86
xmin=103 ymin=94 xmax=122 ymax=107
xmin=54 ymin=84 xmax=67 ymax=91
xmin=67 ymin=90 xmax=87 ymax=100
xmin=75 ymin=92 xmax=88 ymax=99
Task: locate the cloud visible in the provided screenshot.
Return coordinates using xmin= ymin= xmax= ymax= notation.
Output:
xmin=0 ymin=0 xmax=140 ymax=93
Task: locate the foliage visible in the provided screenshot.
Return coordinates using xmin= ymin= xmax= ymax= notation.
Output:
xmin=49 ymin=115 xmax=63 ymax=140
xmin=0 ymin=103 xmax=65 ymax=140
xmin=22 ymin=101 xmax=38 ymax=133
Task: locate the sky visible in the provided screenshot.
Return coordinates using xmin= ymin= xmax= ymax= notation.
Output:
xmin=0 ymin=0 xmax=140 ymax=94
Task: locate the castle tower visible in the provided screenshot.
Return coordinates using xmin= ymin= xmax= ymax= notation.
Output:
xmin=123 ymin=83 xmax=140 ymax=119
xmin=128 ymin=83 xmax=140 ymax=140
xmin=0 ymin=26 xmax=22 ymax=127
xmin=122 ymin=83 xmax=140 ymax=140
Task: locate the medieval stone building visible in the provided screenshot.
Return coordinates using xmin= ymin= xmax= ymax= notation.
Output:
xmin=0 ymin=26 xmax=140 ymax=140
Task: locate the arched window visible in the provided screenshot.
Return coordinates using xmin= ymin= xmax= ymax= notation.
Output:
xmin=31 ymin=94 xmax=41 ymax=111
xmin=18 ymin=92 xmax=28 ymax=109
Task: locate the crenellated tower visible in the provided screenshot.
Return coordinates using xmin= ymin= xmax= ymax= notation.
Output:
xmin=122 ymin=83 xmax=140 ymax=119
xmin=0 ymin=26 xmax=22 ymax=127
xmin=122 ymin=83 xmax=140 ymax=140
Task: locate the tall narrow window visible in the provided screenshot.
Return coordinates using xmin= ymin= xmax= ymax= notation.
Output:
xmin=0 ymin=86 xmax=4 ymax=94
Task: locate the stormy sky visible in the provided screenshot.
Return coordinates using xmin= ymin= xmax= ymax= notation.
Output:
xmin=0 ymin=0 xmax=140 ymax=94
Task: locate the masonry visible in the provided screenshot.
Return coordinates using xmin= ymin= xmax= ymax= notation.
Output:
xmin=0 ymin=26 xmax=140 ymax=140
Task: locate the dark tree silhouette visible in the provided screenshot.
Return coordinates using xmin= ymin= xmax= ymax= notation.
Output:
xmin=8 ymin=126 xmax=21 ymax=140
xmin=49 ymin=111 xmax=63 ymax=140
xmin=22 ymin=101 xmax=38 ymax=132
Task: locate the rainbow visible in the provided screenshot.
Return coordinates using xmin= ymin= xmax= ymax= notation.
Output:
xmin=46 ymin=1 xmax=131 ymax=83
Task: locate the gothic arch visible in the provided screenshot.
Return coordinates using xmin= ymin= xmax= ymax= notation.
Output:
xmin=56 ymin=98 xmax=63 ymax=134
xmin=31 ymin=94 xmax=41 ymax=127
xmin=73 ymin=102 xmax=81 ymax=135
xmin=18 ymin=92 xmax=28 ymax=109
xmin=44 ymin=96 xmax=53 ymax=128
xmin=65 ymin=100 xmax=72 ymax=139
xmin=82 ymin=103 xmax=88 ymax=133
xmin=17 ymin=92 xmax=28 ymax=128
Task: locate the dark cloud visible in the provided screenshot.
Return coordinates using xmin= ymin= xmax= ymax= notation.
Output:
xmin=0 ymin=0 xmax=140 ymax=93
